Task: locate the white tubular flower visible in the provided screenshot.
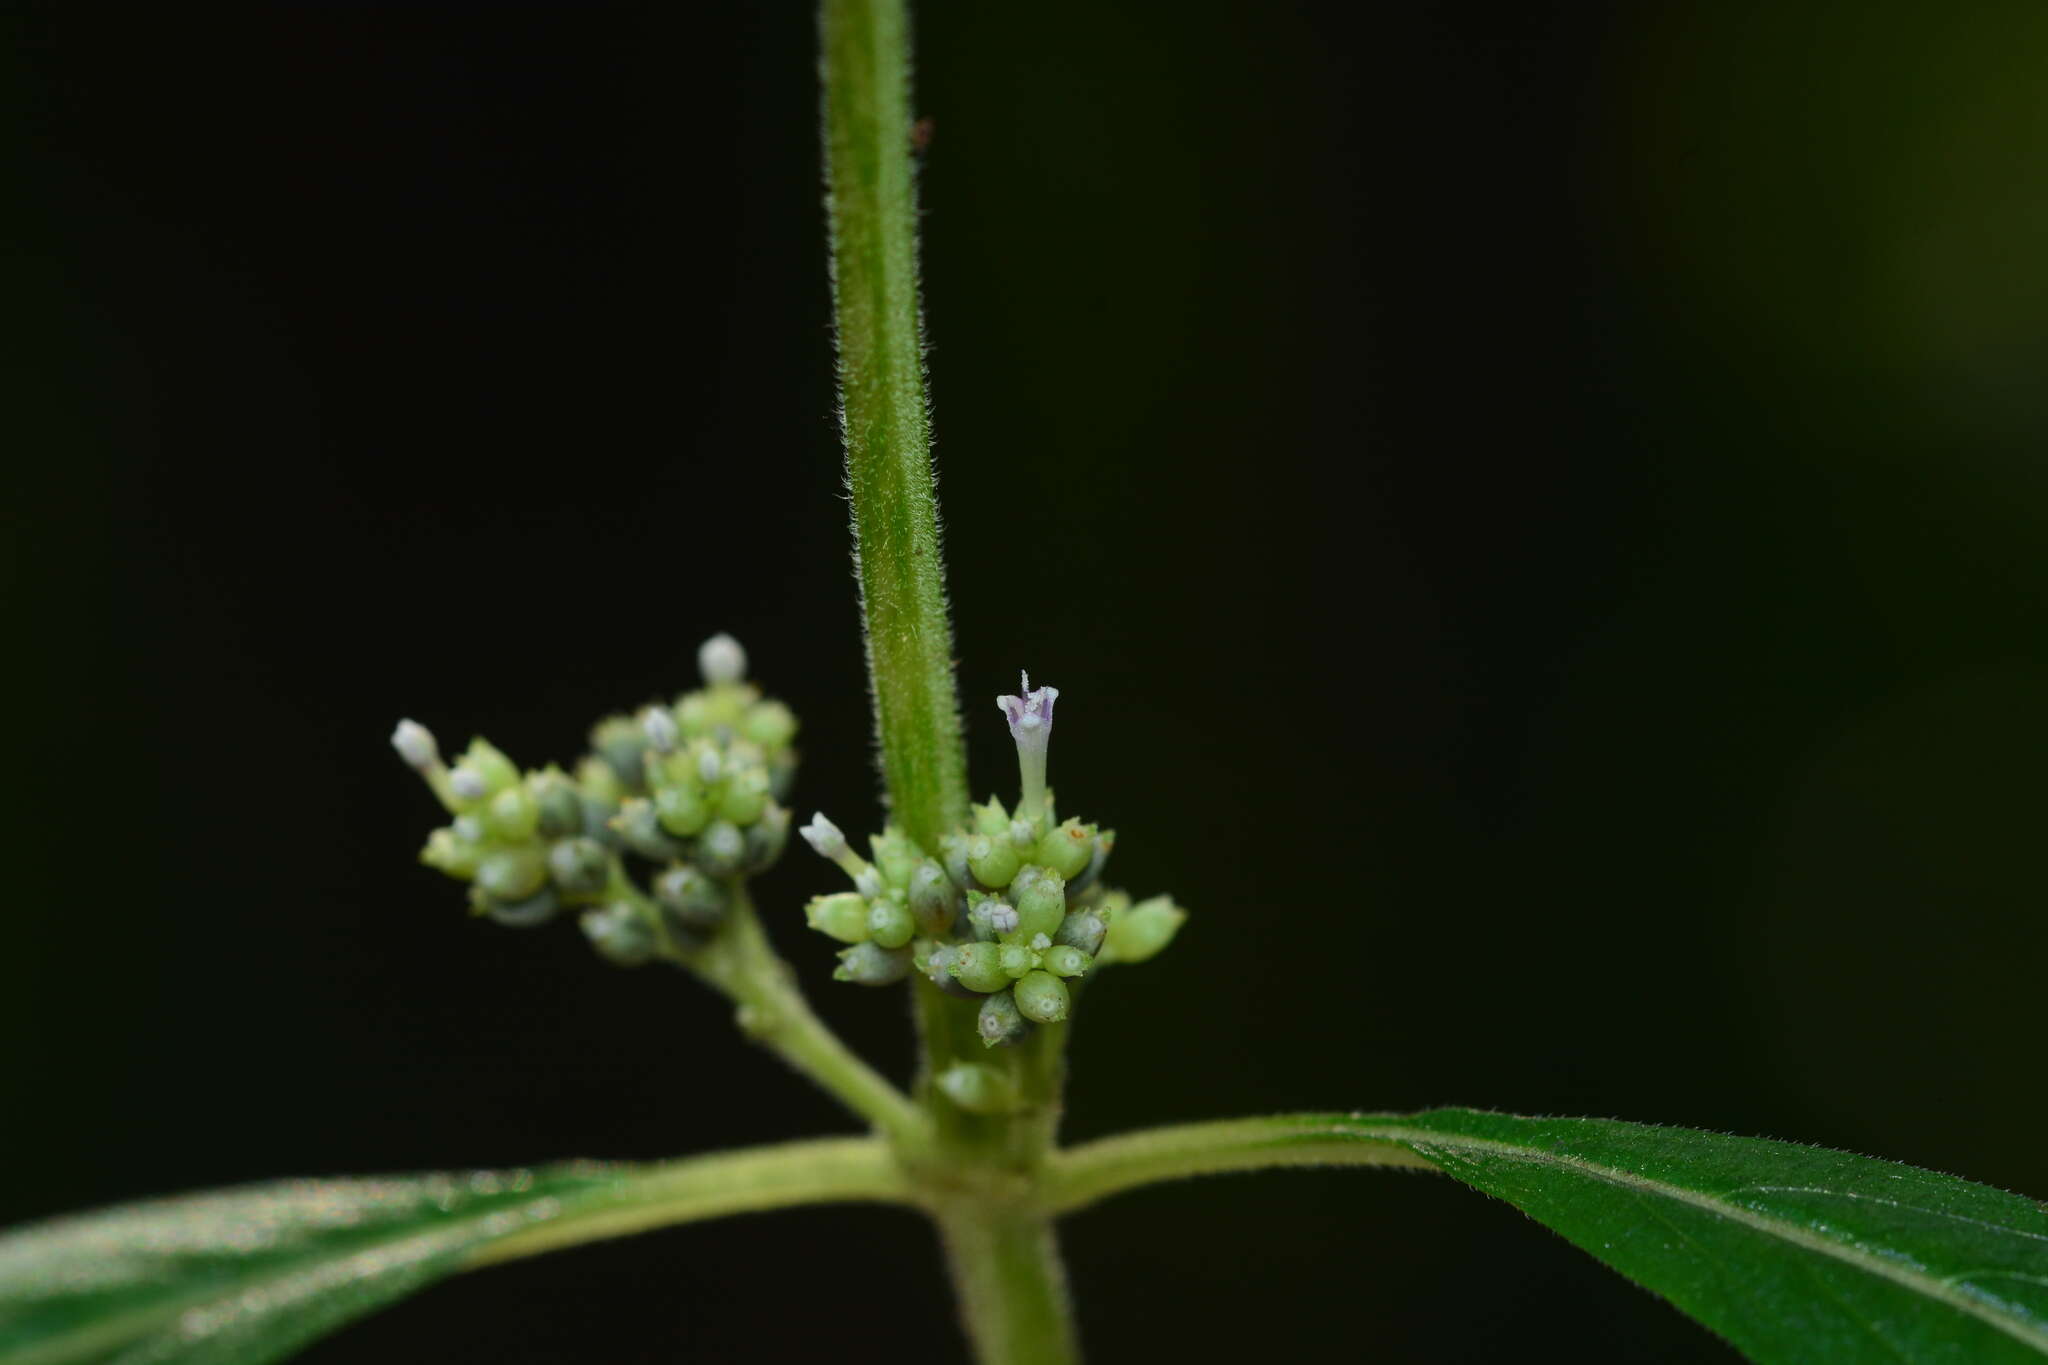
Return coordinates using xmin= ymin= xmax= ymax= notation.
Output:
xmin=697 ymin=632 xmax=748 ymax=686
xmin=995 ymin=670 xmax=1059 ymax=819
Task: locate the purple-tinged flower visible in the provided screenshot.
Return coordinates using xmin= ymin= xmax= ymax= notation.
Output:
xmin=995 ymin=671 xmax=1059 ymax=819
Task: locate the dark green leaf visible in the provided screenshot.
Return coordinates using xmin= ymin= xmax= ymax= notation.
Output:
xmin=1320 ymin=1110 xmax=2048 ymax=1362
xmin=0 ymin=1164 xmax=622 ymax=1365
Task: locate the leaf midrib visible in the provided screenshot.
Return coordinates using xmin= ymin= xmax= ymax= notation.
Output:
xmin=1325 ymin=1120 xmax=2048 ymax=1356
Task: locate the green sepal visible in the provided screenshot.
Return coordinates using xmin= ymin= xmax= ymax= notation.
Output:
xmin=653 ymin=782 xmax=711 ymax=837
xmin=456 ymin=738 xmax=520 ymax=796
xmin=868 ymin=826 xmax=921 ymax=890
xmin=482 ymin=783 xmax=540 ymax=841
xmin=695 ymin=820 xmax=747 ymax=878
xmin=1009 ymin=867 xmax=1066 ymax=944
xmin=966 ymin=834 xmax=1021 ymax=888
xmin=866 ymin=897 xmax=916 ymax=949
xmin=834 ymin=940 xmax=912 ymax=985
xmin=977 ymin=988 xmax=1028 ymax=1047
xmin=1042 ymin=944 xmax=1092 ymax=978
xmin=1035 ymin=817 xmax=1096 ymax=880
xmin=580 ymin=901 xmax=656 ymax=965
xmin=716 ymin=766 xmax=772 ymax=826
xmin=530 ymin=767 xmax=585 ymax=838
xmin=476 ymin=847 xmax=547 ymax=902
xmin=1053 ymin=909 xmax=1106 ymax=956
xmin=907 ymin=858 xmax=955 ymax=935
xmin=545 ymin=837 xmax=611 ymax=896
xmin=420 ymin=826 xmax=482 ymax=880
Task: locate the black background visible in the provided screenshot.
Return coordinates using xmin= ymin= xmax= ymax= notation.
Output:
xmin=8 ymin=3 xmax=2048 ymax=1361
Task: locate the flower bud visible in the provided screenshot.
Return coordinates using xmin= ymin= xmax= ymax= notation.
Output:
xmin=640 ymin=705 xmax=680 ymax=754
xmin=971 ymin=797 xmax=1011 ymax=838
xmin=390 ymin=719 xmax=440 ymax=771
xmin=695 ymin=820 xmax=746 ymax=878
xmin=1034 ymin=819 xmax=1095 ymax=880
xmin=547 ymin=837 xmax=611 ymax=895
xmin=1098 ymin=895 xmax=1187 ymax=965
xmin=1042 ymin=944 xmax=1092 ymax=978
xmin=1068 ymin=828 xmax=1114 ymax=893
xmin=656 ymin=863 xmax=728 ymax=930
xmin=806 ymin=892 xmax=870 ymax=944
xmin=531 ymin=770 xmax=585 ymax=838
xmin=998 ymin=943 xmax=1039 ymax=979
xmin=483 ymin=784 xmax=540 ymax=842
xmin=420 ymin=826 xmax=482 ymax=880
xmin=741 ymin=699 xmax=797 ymax=750
xmin=652 ymin=781 xmax=711 ymax=837
xmin=1012 ymin=969 xmax=1070 ymax=1023
xmin=581 ymin=902 xmax=655 ymax=965
xmin=611 ymin=799 xmax=688 ymax=860
xmin=697 ymin=632 xmax=747 ymax=686
xmin=923 ymin=944 xmax=980 ymax=997
xmin=865 ymin=897 xmax=916 ymax=949
xmin=799 ymin=811 xmax=847 ymax=859
xmin=834 ymin=941 xmax=911 ymax=986
xmin=455 ymin=738 xmax=520 ymax=796
xmin=486 ymin=886 xmax=559 ymax=928
xmin=906 ymin=859 xmax=956 ymax=935
xmin=476 ymin=847 xmax=547 ymax=902
xmin=1053 ymin=909 xmax=1107 ymax=956
xmin=1007 ymin=817 xmax=1040 ymax=852
xmin=936 ymin=1062 xmax=1019 ymax=1115
xmin=966 ymin=834 xmax=1021 ymax=889
xmin=948 ymin=941 xmax=1011 ymax=994
xmin=589 ymin=717 xmax=650 ymax=792
xmin=716 ymin=766 xmax=771 ymax=826
xmin=977 ymin=989 xmax=1027 ymax=1047
xmin=743 ymin=803 xmax=791 ymax=872
xmin=1011 ymin=870 xmax=1066 ymax=944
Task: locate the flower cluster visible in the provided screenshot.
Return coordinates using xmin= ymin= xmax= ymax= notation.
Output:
xmin=392 ymin=634 xmax=796 ymax=966
xmin=800 ymin=673 xmax=1186 ymax=1053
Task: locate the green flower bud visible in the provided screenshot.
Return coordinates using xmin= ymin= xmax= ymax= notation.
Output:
xmin=948 ymin=941 xmax=1011 ymax=994
xmin=695 ymin=820 xmax=747 ymax=878
xmin=717 ymin=766 xmax=771 ymax=826
xmin=1034 ymin=818 xmax=1095 ymax=880
xmin=575 ymin=755 xmax=623 ymax=805
xmin=907 ymin=859 xmax=955 ymax=936
xmin=1008 ymin=817 xmax=1041 ymax=853
xmin=531 ymin=769 xmax=585 ymax=838
xmin=546 ymin=837 xmax=611 ymax=895
xmin=869 ymin=827 xmax=920 ymax=890
xmin=611 ymin=798 xmax=687 ymax=860
xmin=971 ymin=797 xmax=1011 ymax=838
xmin=1013 ymin=969 xmax=1070 ymax=1023
xmin=937 ymin=831 xmax=973 ymax=889
xmin=1098 ymin=895 xmax=1187 ymax=965
xmin=420 ymin=827 xmax=482 ymax=880
xmin=1042 ymin=944 xmax=1092 ymax=978
xmin=653 ymin=781 xmax=711 ymax=837
xmin=922 ymin=944 xmax=980 ymax=997
xmin=936 ymin=1062 xmax=1020 ymax=1115
xmin=486 ymin=885 xmax=559 ymax=928
xmin=640 ymin=704 xmax=680 ymax=755
xmin=1011 ymin=869 xmax=1066 ymax=944
xmin=580 ymin=902 xmax=655 ymax=965
xmin=456 ymin=738 xmax=520 ymax=796
xmin=743 ymin=803 xmax=791 ymax=872
xmin=579 ymin=793 xmax=622 ymax=847
xmin=806 ymin=892 xmax=870 ymax=944
xmin=834 ymin=940 xmax=911 ymax=986
xmin=476 ymin=847 xmax=547 ymax=902
xmin=589 ymin=716 xmax=650 ymax=792
xmin=741 ymin=699 xmax=797 ymax=750
xmin=482 ymin=784 xmax=539 ymax=841
xmin=966 ymin=834 xmax=1021 ymax=888
xmin=1053 ymin=909 xmax=1107 ymax=956
xmin=655 ymin=863 xmax=728 ymax=930
xmin=866 ymin=897 xmax=916 ymax=949
xmin=977 ymin=989 xmax=1027 ymax=1047
xmin=998 ymin=943 xmax=1039 ymax=979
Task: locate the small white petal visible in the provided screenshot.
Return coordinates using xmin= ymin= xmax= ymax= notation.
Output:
xmin=799 ymin=812 xmax=847 ymax=858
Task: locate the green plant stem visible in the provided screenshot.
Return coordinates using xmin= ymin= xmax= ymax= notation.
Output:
xmin=935 ymin=1206 xmax=1081 ymax=1365
xmin=1045 ymin=1115 xmax=1443 ymax=1214
xmin=822 ymin=0 xmax=968 ymax=854
xmin=686 ymin=886 xmax=929 ymax=1149
xmin=466 ymin=1137 xmax=913 ymax=1269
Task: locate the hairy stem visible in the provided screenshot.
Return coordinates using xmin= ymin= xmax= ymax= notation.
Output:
xmin=822 ymin=0 xmax=969 ymax=854
xmin=1045 ymin=1115 xmax=1442 ymax=1215
xmin=467 ymin=1137 xmax=913 ymax=1268
xmin=935 ymin=1207 xmax=1081 ymax=1365
xmin=689 ymin=886 xmax=928 ymax=1148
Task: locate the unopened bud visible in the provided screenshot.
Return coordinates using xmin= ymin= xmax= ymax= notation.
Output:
xmin=697 ymin=632 xmax=747 ymax=686
xmin=977 ymin=989 xmax=1027 ymax=1048
xmin=967 ymin=835 xmax=1021 ymax=889
xmin=998 ymin=943 xmax=1039 ymax=979
xmin=866 ymin=897 xmax=916 ymax=949
xmin=1053 ymin=909 xmax=1107 ymax=957
xmin=907 ymin=859 xmax=956 ymax=935
xmin=390 ymin=719 xmax=439 ymax=770
xmin=656 ymin=863 xmax=728 ymax=929
xmin=1098 ymin=895 xmax=1187 ymax=965
xmin=1013 ymin=968 xmax=1070 ymax=1023
xmin=1042 ymin=944 xmax=1092 ymax=978
xmin=948 ymin=942 xmax=1011 ymax=994
xmin=640 ymin=706 xmax=680 ymax=754
xmin=743 ymin=803 xmax=791 ymax=872
xmin=805 ymin=892 xmax=871 ymax=944
xmin=1011 ymin=871 xmax=1066 ymax=944
xmin=486 ymin=886 xmax=559 ymax=928
xmin=1035 ymin=819 xmax=1095 ymax=881
xmin=741 ymin=699 xmax=797 ymax=750
xmin=476 ymin=847 xmax=547 ymax=902
xmin=834 ymin=941 xmax=912 ymax=986
xmin=547 ymin=837 xmax=611 ymax=895
xmin=936 ymin=1062 xmax=1020 ymax=1115
xmin=695 ymin=820 xmax=746 ymax=878
xmin=581 ymin=902 xmax=655 ymax=966
xmin=483 ymin=784 xmax=540 ymax=842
